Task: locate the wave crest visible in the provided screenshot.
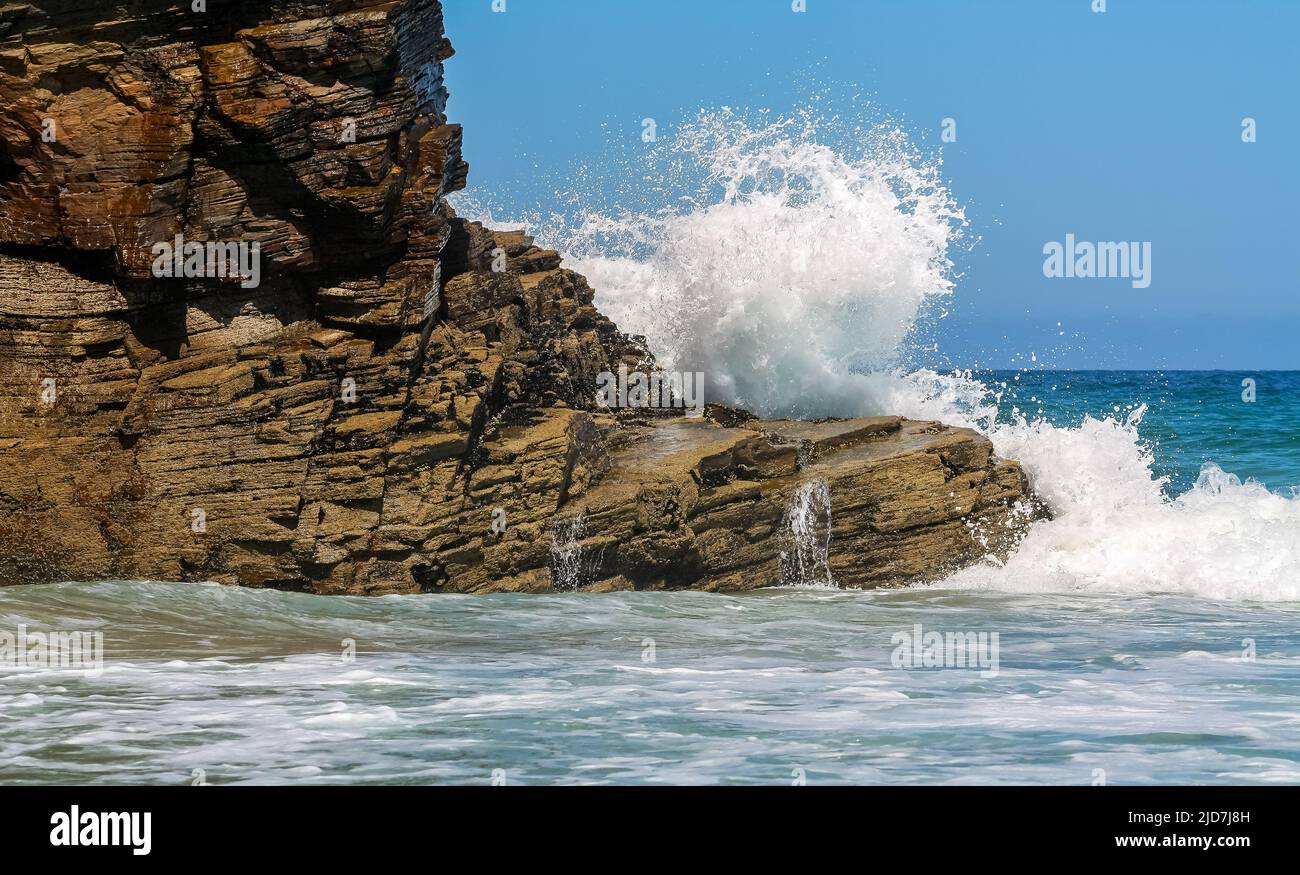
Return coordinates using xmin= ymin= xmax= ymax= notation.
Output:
xmin=458 ymin=107 xmax=966 ymax=419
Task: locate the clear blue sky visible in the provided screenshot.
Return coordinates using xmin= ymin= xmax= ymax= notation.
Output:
xmin=443 ymin=0 xmax=1299 ymax=369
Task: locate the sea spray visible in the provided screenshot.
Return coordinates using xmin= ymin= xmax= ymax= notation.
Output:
xmin=454 ymin=107 xmax=967 ymax=420
xmin=781 ymin=479 xmax=835 ymax=588
xmin=456 ymin=108 xmax=1300 ymax=602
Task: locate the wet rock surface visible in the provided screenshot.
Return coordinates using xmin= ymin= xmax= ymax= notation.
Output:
xmin=0 ymin=0 xmax=1042 ymax=593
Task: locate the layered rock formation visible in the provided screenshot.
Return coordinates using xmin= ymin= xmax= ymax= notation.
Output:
xmin=0 ymin=0 xmax=1041 ymax=594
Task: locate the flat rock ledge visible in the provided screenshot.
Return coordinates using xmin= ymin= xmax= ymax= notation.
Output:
xmin=0 ymin=0 xmax=1043 ymax=594
xmin=506 ymin=411 xmax=1043 ymax=594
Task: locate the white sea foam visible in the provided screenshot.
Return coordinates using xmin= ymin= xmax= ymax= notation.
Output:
xmin=885 ymin=371 xmax=1300 ymax=601
xmin=3 ymin=580 xmax=1299 ymax=783
xmin=454 ymin=108 xmax=1300 ymax=602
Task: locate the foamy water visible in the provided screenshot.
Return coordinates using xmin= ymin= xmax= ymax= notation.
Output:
xmin=868 ymin=368 xmax=1300 ymax=602
xmin=3 ymin=582 xmax=1299 ymax=785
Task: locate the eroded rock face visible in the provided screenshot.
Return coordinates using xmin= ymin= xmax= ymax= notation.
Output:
xmin=511 ymin=412 xmax=1041 ymax=594
xmin=0 ymin=0 xmax=1042 ymax=594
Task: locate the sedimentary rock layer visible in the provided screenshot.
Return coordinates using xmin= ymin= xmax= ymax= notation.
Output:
xmin=0 ymin=0 xmax=1041 ymax=593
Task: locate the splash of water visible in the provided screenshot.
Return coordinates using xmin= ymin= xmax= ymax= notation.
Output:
xmin=456 ymin=108 xmax=966 ymax=420
xmin=457 ymin=108 xmax=1300 ymax=602
xmin=781 ymin=479 xmax=836 ymax=588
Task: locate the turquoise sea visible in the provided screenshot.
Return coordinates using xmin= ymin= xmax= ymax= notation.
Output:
xmin=2 ymin=371 xmax=1298 ymax=785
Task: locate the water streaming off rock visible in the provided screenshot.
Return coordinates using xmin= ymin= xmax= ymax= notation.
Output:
xmin=781 ymin=479 xmax=836 ymax=588
xmin=550 ymin=512 xmax=589 ymax=591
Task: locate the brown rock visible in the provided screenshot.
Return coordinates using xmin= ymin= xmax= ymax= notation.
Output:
xmin=0 ymin=0 xmax=1044 ymax=594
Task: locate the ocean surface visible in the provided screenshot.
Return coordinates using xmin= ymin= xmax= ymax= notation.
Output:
xmin=3 ymin=370 xmax=1300 ymax=785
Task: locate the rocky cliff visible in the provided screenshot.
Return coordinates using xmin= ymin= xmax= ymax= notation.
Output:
xmin=0 ymin=0 xmax=1041 ymax=594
